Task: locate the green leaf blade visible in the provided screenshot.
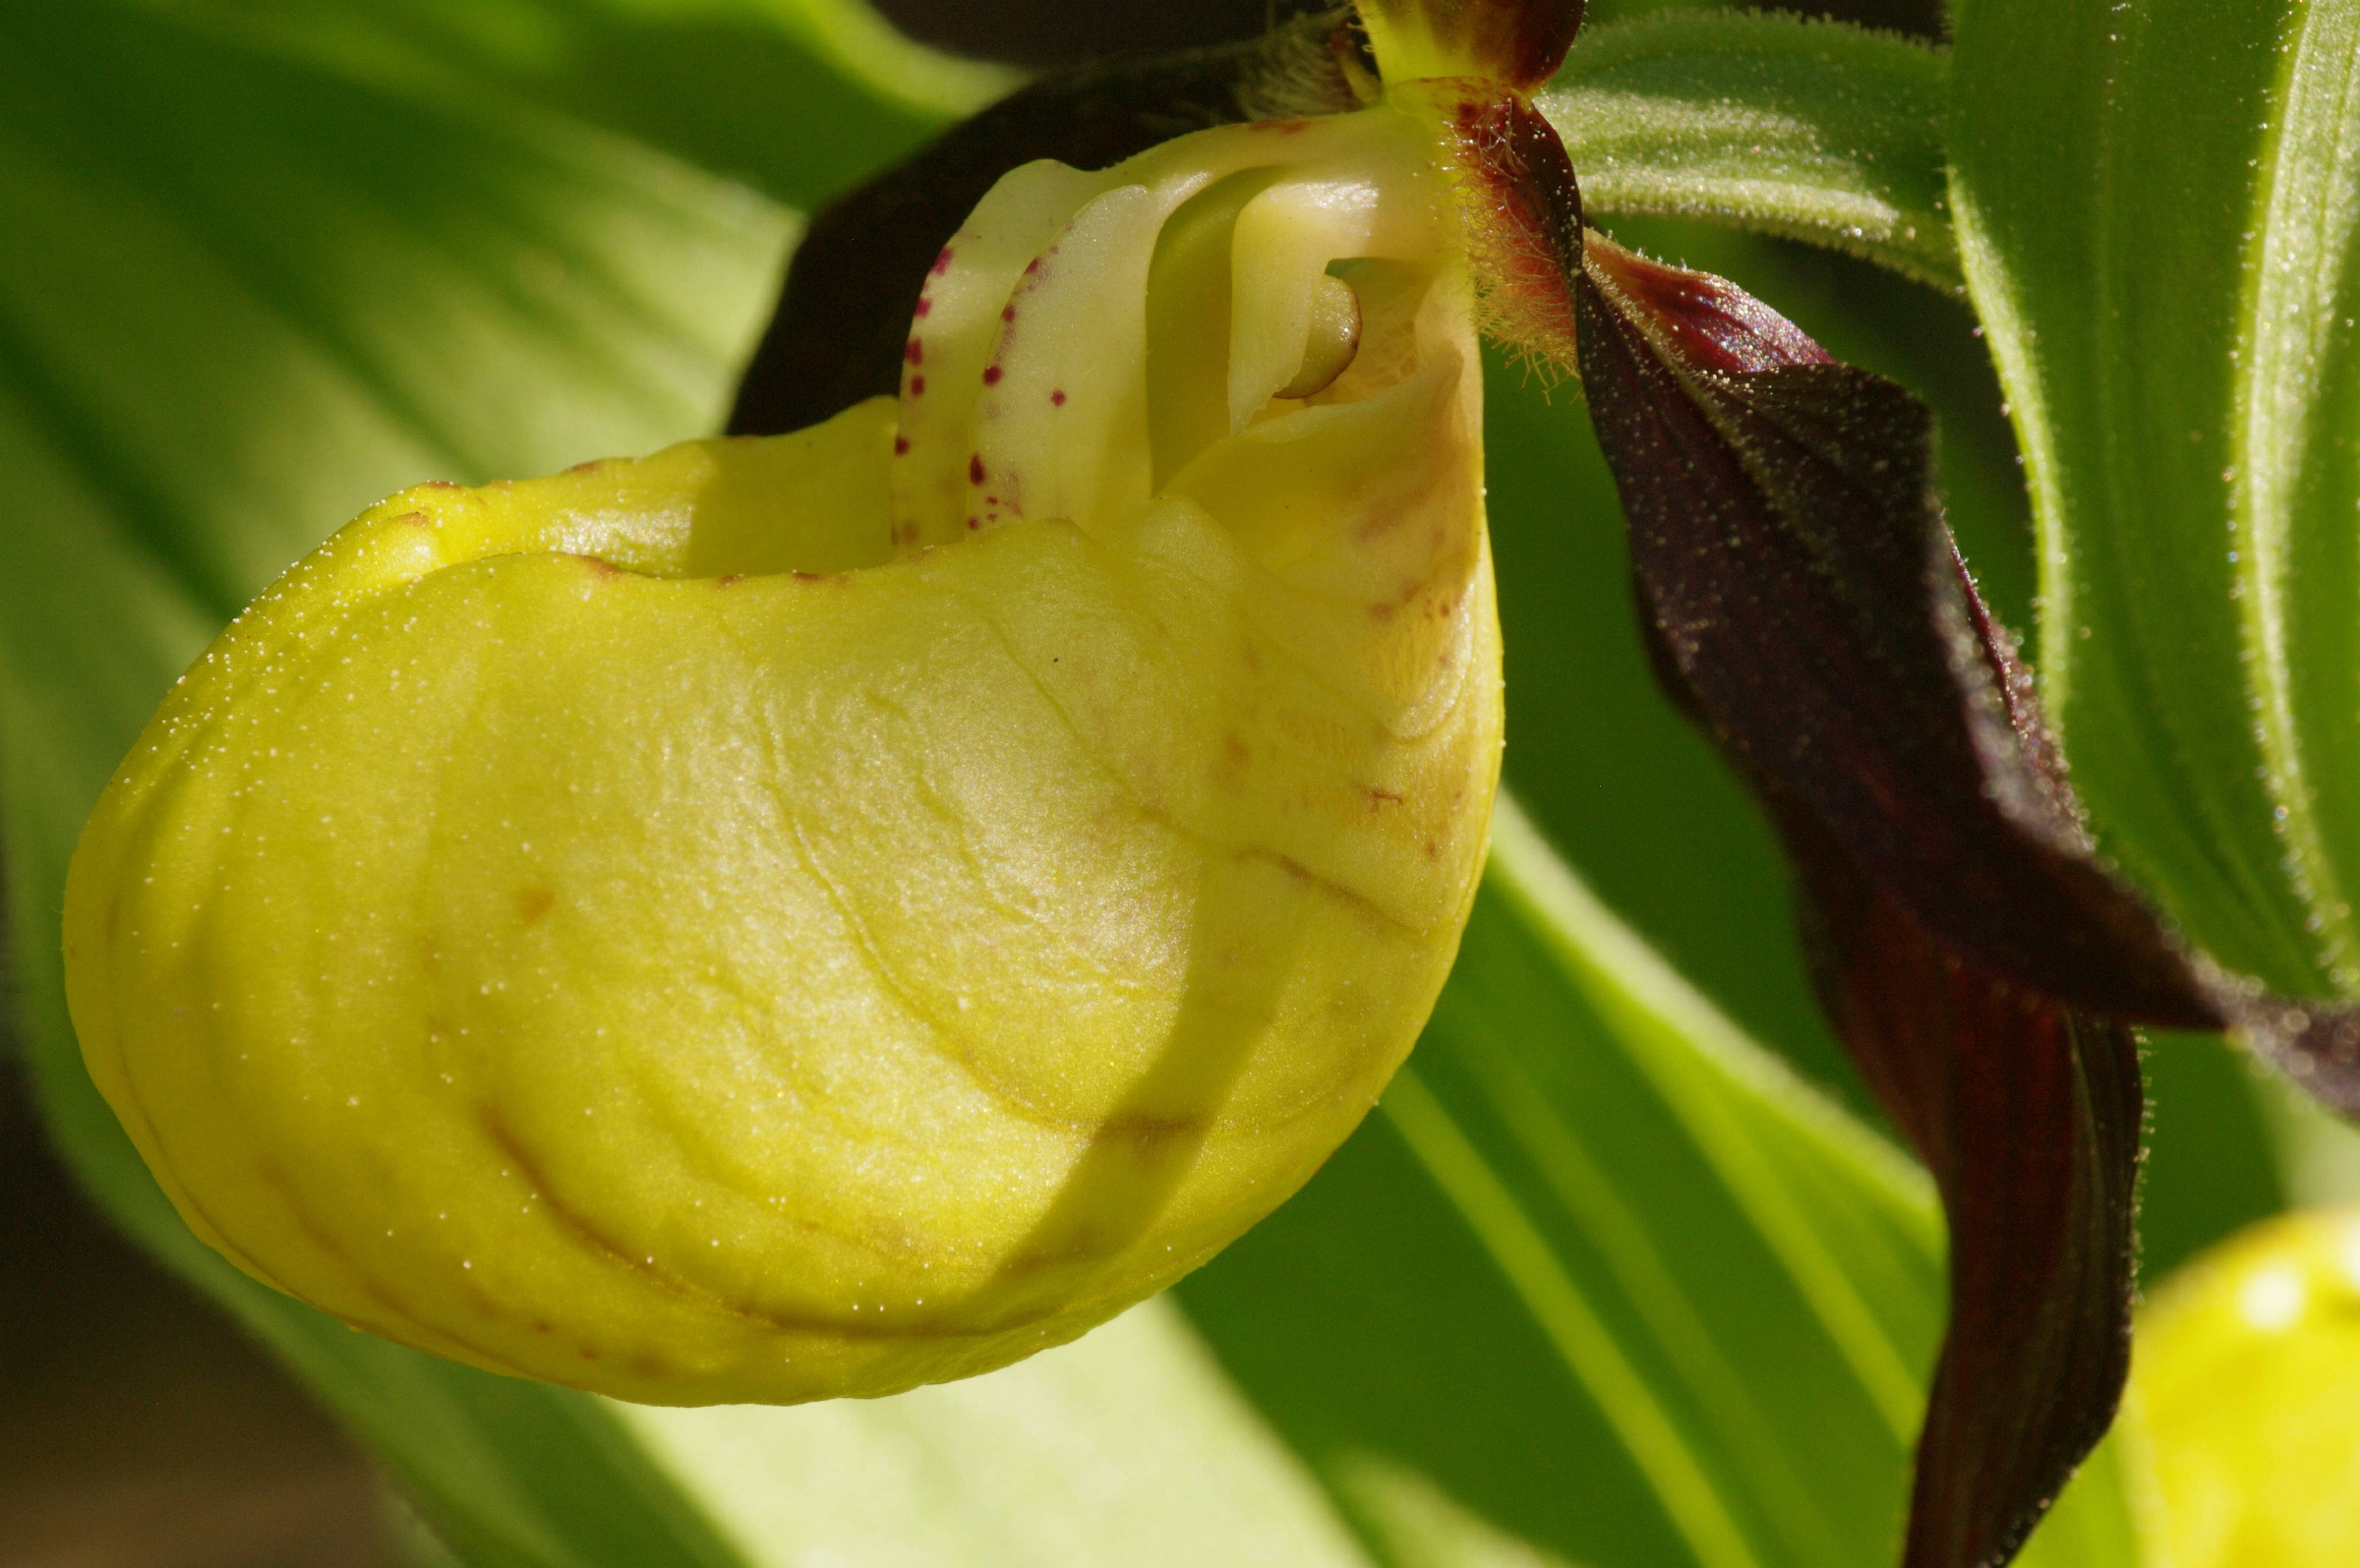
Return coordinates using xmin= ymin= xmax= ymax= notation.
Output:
xmin=1185 ymin=798 xmax=1950 ymax=1568
xmin=1947 ymin=0 xmax=2358 ymax=996
xmin=1546 ymin=13 xmax=1957 ymax=291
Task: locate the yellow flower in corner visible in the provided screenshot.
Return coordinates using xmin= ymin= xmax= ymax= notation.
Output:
xmin=2128 ymin=1205 xmax=2360 ymax=1566
xmin=62 ymin=87 xmax=1504 ymax=1403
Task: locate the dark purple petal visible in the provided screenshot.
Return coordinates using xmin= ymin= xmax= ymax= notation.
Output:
xmin=1579 ymin=236 xmax=2216 ymax=1028
xmin=1786 ymin=799 xmax=2140 ymax=1568
xmin=1579 ymin=233 xmax=2360 ymax=1564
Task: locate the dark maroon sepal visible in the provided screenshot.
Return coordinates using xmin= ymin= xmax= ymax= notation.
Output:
xmin=1580 ymin=234 xmax=2165 ymax=1567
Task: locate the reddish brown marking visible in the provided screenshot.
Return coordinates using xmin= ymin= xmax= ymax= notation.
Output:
xmin=534 ymin=1321 xmax=552 ymax=1333
xmin=566 ymin=458 xmax=607 ymax=474
xmin=932 ymin=247 xmax=955 ymax=276
xmin=580 ymin=556 xmax=624 ymax=579
xmin=1370 ymin=601 xmax=1397 ymax=622
xmin=982 ymin=365 xmax=1002 ymax=385
xmin=1024 ymin=257 xmax=1041 ymax=275
xmin=714 ymin=573 xmax=743 ymax=589
xmin=967 ymin=515 xmax=981 ymax=530
xmin=1002 ymin=304 xmax=1017 ymax=322
xmin=1050 ymin=389 xmax=1067 ymax=407
xmin=1224 ymin=733 xmax=1251 ymax=766
xmin=516 ymin=886 xmax=557 ymax=924
xmin=914 ymin=296 xmax=933 ymax=319
xmin=969 ymin=454 xmax=987 ymax=486
xmin=905 ymin=338 xmax=924 ymax=366
xmin=1449 ymin=89 xmax=1585 ymax=373
xmin=394 ymin=510 xmax=432 ymax=529
xmin=1424 ymin=840 xmax=1442 ymax=860
xmin=1366 ymin=787 xmax=1406 ymax=810
xmin=894 ymin=435 xmax=911 ymax=455
xmin=909 ymin=375 xmax=926 ymax=397
xmin=1583 ymin=235 xmax=1832 ymax=376
xmin=896 ymin=521 xmax=919 ymax=544
xmin=421 ymin=479 xmax=462 ymax=491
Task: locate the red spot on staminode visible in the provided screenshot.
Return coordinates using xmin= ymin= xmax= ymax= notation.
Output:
xmin=1366 ymin=787 xmax=1406 ymax=811
xmin=1024 ymin=257 xmax=1041 ymax=275
xmin=909 ymin=375 xmax=926 ymax=397
xmin=1050 ymin=389 xmax=1067 ymax=407
xmin=1001 ymin=304 xmax=1017 ymax=322
xmin=714 ymin=573 xmax=742 ymax=589
xmin=566 ymin=458 xmax=606 ymax=474
xmin=905 ymin=338 xmax=924 ymax=366
xmin=969 ymin=454 xmax=986 ymax=486
xmin=914 ymin=296 xmax=933 ymax=318
xmin=982 ymin=365 xmax=1002 ymax=385
xmin=394 ymin=510 xmax=432 ymax=529
xmin=516 ymin=886 xmax=557 ymax=924
xmin=967 ymin=515 xmax=980 ymax=530
xmin=894 ymin=435 xmax=911 ymax=455
xmin=932 ymin=247 xmax=955 ymax=276
xmin=580 ymin=555 xmax=624 ymax=579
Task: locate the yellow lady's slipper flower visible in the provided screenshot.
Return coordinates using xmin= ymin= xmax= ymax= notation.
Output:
xmin=62 ymin=96 xmax=1502 ymax=1404
xmin=2128 ymin=1205 xmax=2360 ymax=1566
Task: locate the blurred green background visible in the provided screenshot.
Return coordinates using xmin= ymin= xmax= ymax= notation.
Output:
xmin=0 ymin=1 xmax=2304 ymax=1563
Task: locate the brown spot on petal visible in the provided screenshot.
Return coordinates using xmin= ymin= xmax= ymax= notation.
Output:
xmin=516 ymin=887 xmax=556 ymax=925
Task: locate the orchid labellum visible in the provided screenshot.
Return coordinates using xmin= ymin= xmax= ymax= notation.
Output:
xmin=57 ymin=0 xmax=2360 ymax=1564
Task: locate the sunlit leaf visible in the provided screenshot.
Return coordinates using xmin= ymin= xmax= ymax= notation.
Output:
xmin=156 ymin=0 xmax=1010 ymax=204
xmin=1185 ymin=799 xmax=1951 ymax=1568
xmin=1948 ymin=0 xmax=2360 ymax=1001
xmin=1547 ymin=13 xmax=1954 ymax=290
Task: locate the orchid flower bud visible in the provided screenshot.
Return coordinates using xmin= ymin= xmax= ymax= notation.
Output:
xmin=61 ymin=94 xmax=1501 ymax=1404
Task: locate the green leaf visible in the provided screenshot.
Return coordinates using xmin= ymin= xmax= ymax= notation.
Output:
xmin=150 ymin=0 xmax=1013 ymax=207
xmin=1545 ymin=13 xmax=1957 ymax=291
xmin=1184 ymin=796 xmax=1956 ymax=1568
xmin=610 ymin=1301 xmax=1370 ymax=1568
xmin=1948 ymin=0 xmax=2360 ymax=999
